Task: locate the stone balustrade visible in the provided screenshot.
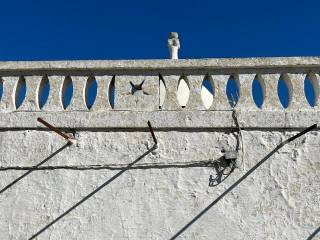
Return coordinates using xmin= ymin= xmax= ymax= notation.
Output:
xmin=0 ymin=57 xmax=320 ymax=129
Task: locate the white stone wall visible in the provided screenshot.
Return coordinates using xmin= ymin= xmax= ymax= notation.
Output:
xmin=0 ymin=130 xmax=319 ymax=240
xmin=0 ymin=58 xmax=319 ymax=240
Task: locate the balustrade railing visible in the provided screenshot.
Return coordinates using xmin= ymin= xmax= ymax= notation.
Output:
xmin=0 ymin=58 xmax=319 ymax=128
xmin=0 ymin=73 xmax=319 ymax=112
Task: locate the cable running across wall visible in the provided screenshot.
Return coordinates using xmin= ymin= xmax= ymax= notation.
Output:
xmin=169 ymin=124 xmax=317 ymax=240
xmin=27 ymin=121 xmax=158 ymax=240
xmin=0 ymin=143 xmax=70 ymax=195
xmin=0 ymin=159 xmax=224 ymax=171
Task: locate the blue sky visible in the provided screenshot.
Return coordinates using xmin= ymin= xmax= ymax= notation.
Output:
xmin=0 ymin=0 xmax=318 ymax=108
xmin=0 ymin=0 xmax=319 ymax=60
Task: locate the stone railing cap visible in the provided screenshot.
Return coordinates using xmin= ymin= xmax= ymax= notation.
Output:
xmin=1 ymin=56 xmax=320 ymax=72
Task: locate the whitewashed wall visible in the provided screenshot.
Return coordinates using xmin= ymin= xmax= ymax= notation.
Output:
xmin=0 ymin=58 xmax=319 ymax=240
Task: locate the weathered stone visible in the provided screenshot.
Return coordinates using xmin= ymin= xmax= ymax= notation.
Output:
xmin=0 ymin=58 xmax=319 ymax=240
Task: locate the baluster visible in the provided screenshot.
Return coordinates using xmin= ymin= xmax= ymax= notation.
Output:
xmin=210 ymin=75 xmax=231 ymax=110
xmin=90 ymin=75 xmax=114 ymax=111
xmin=260 ymin=74 xmax=282 ymax=110
xmin=0 ymin=76 xmax=19 ymax=112
xmin=67 ymin=76 xmax=87 ymax=111
xmin=185 ymin=75 xmax=205 ymax=110
xmin=160 ymin=75 xmax=180 ymax=110
xmin=235 ymin=74 xmax=256 ymax=110
xmin=284 ymin=73 xmax=308 ymax=110
xmin=42 ymin=76 xmax=65 ymax=111
xmin=19 ymin=76 xmax=42 ymax=111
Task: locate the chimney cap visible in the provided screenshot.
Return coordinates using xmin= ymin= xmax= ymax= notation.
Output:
xmin=169 ymin=32 xmax=179 ymax=39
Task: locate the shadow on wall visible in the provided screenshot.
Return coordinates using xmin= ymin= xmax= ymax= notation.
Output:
xmin=28 ymin=145 xmax=157 ymax=240
xmin=0 ymin=143 xmax=70 ymax=195
xmin=208 ymin=156 xmax=236 ymax=187
xmin=169 ymin=124 xmax=316 ymax=240
xmin=306 ymin=226 xmax=320 ymax=240
xmin=0 ymin=156 xmax=236 ymax=188
xmin=0 ymin=157 xmax=227 ymax=171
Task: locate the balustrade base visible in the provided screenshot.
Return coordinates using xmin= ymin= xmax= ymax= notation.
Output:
xmin=0 ymin=110 xmax=318 ymax=130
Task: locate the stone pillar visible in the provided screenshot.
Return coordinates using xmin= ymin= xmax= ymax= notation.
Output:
xmin=235 ymin=74 xmax=256 ymax=110
xmin=42 ymin=76 xmax=65 ymax=111
xmin=260 ymin=74 xmax=282 ymax=110
xmin=19 ymin=76 xmax=42 ymax=111
xmin=185 ymin=75 xmax=205 ymax=110
xmin=67 ymin=76 xmax=88 ymax=111
xmin=160 ymin=75 xmax=180 ymax=110
xmin=91 ymin=76 xmax=114 ymax=111
xmin=285 ymin=73 xmax=309 ymax=110
xmin=0 ymin=76 xmax=19 ymax=112
xmin=210 ymin=75 xmax=232 ymax=110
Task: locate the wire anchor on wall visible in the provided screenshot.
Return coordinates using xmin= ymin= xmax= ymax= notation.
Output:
xmin=0 ymin=120 xmax=70 ymax=195
xmin=232 ymin=109 xmax=246 ymax=171
xmin=37 ymin=117 xmax=76 ymax=145
xmin=208 ymin=109 xmax=245 ymax=186
xmin=208 ymin=109 xmax=244 ymax=187
xmin=28 ymin=120 xmax=157 ymax=240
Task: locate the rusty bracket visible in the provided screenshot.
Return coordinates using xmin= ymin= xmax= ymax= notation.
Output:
xmin=37 ymin=117 xmax=76 ymax=145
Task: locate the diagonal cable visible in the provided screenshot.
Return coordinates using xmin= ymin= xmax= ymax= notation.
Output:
xmin=0 ymin=143 xmax=70 ymax=195
xmin=28 ymin=121 xmax=157 ymax=240
xmin=0 ymin=159 xmax=217 ymax=171
xmin=169 ymin=124 xmax=317 ymax=240
xmin=1 ymin=118 xmax=72 ymax=195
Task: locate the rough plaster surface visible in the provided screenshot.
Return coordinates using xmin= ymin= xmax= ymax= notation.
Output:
xmin=0 ymin=129 xmax=319 ymax=240
xmin=0 ymin=58 xmax=319 ymax=240
xmin=1 ymin=110 xmax=320 ymax=129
